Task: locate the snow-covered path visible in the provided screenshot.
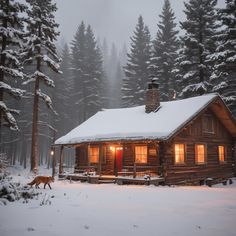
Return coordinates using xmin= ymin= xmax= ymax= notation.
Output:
xmin=1 ymin=178 xmax=236 ymax=236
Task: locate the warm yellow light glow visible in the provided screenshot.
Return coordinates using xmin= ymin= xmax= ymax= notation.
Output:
xmin=135 ymin=146 xmax=147 ymax=163
xmin=218 ymin=146 xmax=225 ymax=162
xmin=175 ymin=144 xmax=185 ymax=164
xmin=50 ymin=150 xmax=54 ymax=156
xmin=116 ymin=147 xmax=123 ymax=150
xmin=89 ymin=146 xmax=99 ymax=163
xmin=110 ymin=146 xmax=115 ymax=151
xmin=195 ymin=144 xmax=205 ymax=163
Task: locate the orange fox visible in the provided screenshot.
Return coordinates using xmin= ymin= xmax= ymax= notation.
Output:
xmin=28 ymin=176 xmax=54 ymax=189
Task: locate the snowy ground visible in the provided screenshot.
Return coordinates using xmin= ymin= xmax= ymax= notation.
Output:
xmin=1 ymin=168 xmax=236 ymax=236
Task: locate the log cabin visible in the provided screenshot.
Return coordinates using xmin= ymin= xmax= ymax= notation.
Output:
xmin=55 ymin=79 xmax=236 ymax=185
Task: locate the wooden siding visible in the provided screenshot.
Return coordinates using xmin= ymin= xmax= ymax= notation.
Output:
xmin=165 ymin=108 xmax=234 ymax=184
xmin=75 ymin=142 xmax=160 ymax=175
xmin=122 ymin=143 xmax=160 ymax=175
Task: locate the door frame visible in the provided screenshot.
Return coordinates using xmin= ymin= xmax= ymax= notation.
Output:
xmin=114 ymin=146 xmax=123 ymax=176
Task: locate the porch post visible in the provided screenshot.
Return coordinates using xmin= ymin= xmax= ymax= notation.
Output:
xmin=98 ymin=144 xmax=103 ymax=176
xmin=59 ymin=145 xmax=64 ymax=175
xmin=132 ymin=143 xmax=136 ymax=178
xmin=159 ymin=141 xmax=166 ymax=177
xmin=51 ymin=146 xmax=56 ymax=177
xmin=133 ymin=162 xmax=136 ymax=178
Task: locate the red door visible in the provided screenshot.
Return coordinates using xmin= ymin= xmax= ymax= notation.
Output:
xmin=116 ymin=148 xmax=123 ymax=173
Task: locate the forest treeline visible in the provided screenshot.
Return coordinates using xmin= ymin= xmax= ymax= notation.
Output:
xmin=0 ymin=0 xmax=235 ymax=171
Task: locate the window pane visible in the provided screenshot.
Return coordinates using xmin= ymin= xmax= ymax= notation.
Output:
xmin=203 ymin=115 xmax=214 ymax=133
xmin=89 ymin=147 xmax=99 ymax=163
xmin=175 ymin=144 xmax=185 ymax=164
xmin=218 ymin=146 xmax=225 ymax=162
xmin=135 ymin=146 xmax=147 ymax=163
xmin=196 ymin=144 xmax=205 ymax=163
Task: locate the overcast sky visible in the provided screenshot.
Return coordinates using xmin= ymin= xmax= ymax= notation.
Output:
xmin=55 ymin=0 xmax=225 ymax=50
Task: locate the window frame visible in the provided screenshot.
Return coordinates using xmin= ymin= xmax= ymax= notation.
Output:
xmin=218 ymin=145 xmax=227 ymax=164
xmin=195 ymin=143 xmax=207 ymax=165
xmin=135 ymin=145 xmax=148 ymax=164
xmin=202 ymin=114 xmax=214 ymax=134
xmin=88 ymin=146 xmax=100 ymax=164
xmin=174 ymin=143 xmax=186 ymax=165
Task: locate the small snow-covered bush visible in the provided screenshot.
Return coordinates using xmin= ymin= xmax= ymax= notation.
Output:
xmin=0 ymin=182 xmax=20 ymax=202
xmin=0 ymin=178 xmax=40 ymax=205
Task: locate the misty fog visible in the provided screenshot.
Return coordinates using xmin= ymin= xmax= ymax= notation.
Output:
xmin=55 ymin=0 xmax=225 ymax=49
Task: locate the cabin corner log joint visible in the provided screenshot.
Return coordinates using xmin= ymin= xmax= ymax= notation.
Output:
xmin=55 ymin=92 xmax=236 ymax=185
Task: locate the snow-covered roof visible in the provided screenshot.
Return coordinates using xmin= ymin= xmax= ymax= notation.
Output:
xmin=55 ymin=94 xmax=219 ymax=145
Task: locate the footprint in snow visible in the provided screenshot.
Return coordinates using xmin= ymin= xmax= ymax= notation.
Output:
xmin=84 ymin=225 xmax=90 ymax=230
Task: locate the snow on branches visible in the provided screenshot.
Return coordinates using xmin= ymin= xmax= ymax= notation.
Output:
xmin=0 ymin=66 xmax=24 ymax=79
xmin=34 ymin=71 xmax=55 ymax=87
xmin=36 ymin=89 xmax=57 ymax=115
xmin=0 ymin=0 xmax=27 ymax=131
xmin=0 ymin=101 xmax=19 ymax=131
xmin=42 ymin=55 xmax=62 ymax=73
xmin=0 ymin=82 xmax=25 ymax=99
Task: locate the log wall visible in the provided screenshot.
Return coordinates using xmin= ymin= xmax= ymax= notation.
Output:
xmin=164 ymin=108 xmax=234 ymax=184
xmin=74 ymin=142 xmax=160 ymax=175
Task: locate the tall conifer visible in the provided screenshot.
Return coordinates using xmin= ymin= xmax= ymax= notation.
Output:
xmin=122 ymin=15 xmax=151 ymax=107
xmin=208 ymin=0 xmax=236 ymax=117
xmin=0 ymin=0 xmax=27 ymax=131
xmin=23 ymin=0 xmax=61 ymax=172
xmin=149 ymin=0 xmax=179 ymax=101
xmin=176 ymin=0 xmax=218 ymax=98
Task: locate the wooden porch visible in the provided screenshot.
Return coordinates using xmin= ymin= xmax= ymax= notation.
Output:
xmin=59 ymin=173 xmax=165 ymax=186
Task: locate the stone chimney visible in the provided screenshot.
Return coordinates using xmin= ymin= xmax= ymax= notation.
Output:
xmin=145 ymin=77 xmax=160 ymax=113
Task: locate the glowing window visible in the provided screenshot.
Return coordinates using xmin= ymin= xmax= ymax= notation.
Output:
xmin=195 ymin=144 xmax=206 ymax=164
xmin=89 ymin=146 xmax=99 ymax=163
xmin=218 ymin=146 xmax=225 ymax=163
xmin=174 ymin=144 xmax=185 ymax=164
xmin=135 ymin=146 xmax=147 ymax=163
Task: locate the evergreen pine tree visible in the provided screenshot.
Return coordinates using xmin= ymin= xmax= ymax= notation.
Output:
xmin=84 ymin=25 xmax=103 ymax=118
xmin=0 ymin=0 xmax=27 ymax=131
xmin=149 ymin=0 xmax=179 ymax=101
xmin=70 ymin=21 xmax=86 ymax=123
xmin=53 ymin=43 xmax=73 ymax=136
xmin=122 ymin=15 xmax=151 ymax=107
xmin=99 ymin=39 xmax=109 ymax=109
xmin=71 ymin=22 xmax=103 ymax=122
xmin=23 ymin=0 xmax=61 ymax=172
xmin=176 ymin=0 xmax=218 ymax=98
xmin=208 ymin=0 xmax=236 ymax=117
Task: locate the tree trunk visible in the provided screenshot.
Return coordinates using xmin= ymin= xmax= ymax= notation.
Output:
xmin=30 ymin=16 xmax=42 ymax=173
xmin=0 ymin=1 xmax=8 ymax=153
xmin=30 ymin=76 xmax=40 ymax=172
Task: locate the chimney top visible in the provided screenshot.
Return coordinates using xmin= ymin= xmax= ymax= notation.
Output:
xmin=148 ymin=76 xmax=159 ymax=90
xmin=145 ymin=76 xmax=160 ymax=113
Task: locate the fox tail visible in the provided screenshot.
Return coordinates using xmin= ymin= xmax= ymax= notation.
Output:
xmin=27 ymin=179 xmax=36 ymax=186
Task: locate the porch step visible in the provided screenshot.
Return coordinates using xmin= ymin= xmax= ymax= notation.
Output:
xmin=98 ymin=179 xmax=116 ymax=184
